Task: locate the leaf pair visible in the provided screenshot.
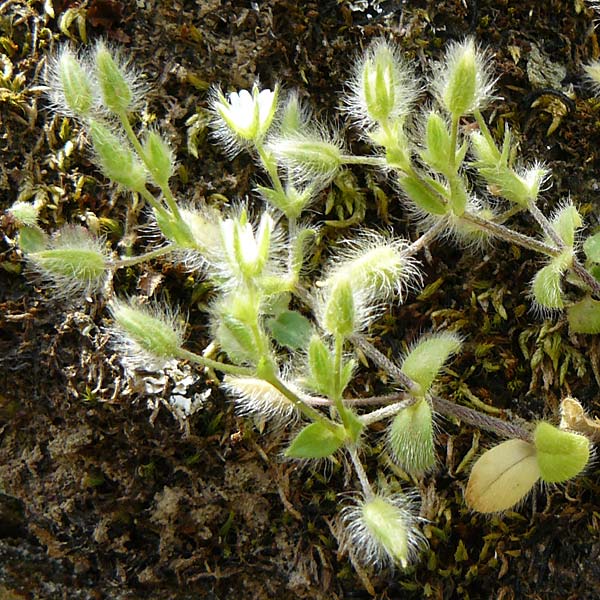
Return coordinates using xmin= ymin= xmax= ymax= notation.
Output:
xmin=466 ymin=421 xmax=590 ymax=513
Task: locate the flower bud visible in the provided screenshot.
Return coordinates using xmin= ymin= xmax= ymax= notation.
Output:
xmin=8 ymin=201 xmax=41 ymax=227
xmin=550 ymin=202 xmax=582 ymax=248
xmin=341 ymin=494 xmax=425 ymax=568
xmin=89 ymin=120 xmax=146 ymax=192
xmin=269 ymin=131 xmax=342 ymax=187
xmin=531 ymin=250 xmax=573 ymax=311
xmin=94 ymin=41 xmax=134 ymax=114
xmin=323 ymin=231 xmax=422 ymax=304
xmin=28 ymin=225 xmax=107 ymax=299
xmin=109 ymin=298 xmax=185 ymax=367
xmin=50 ymin=46 xmax=95 ymax=117
xmin=421 ymin=111 xmax=453 ymax=174
xmin=222 ymin=375 xmax=299 ymax=424
xmin=347 ymin=39 xmax=418 ymax=131
xmin=322 ymin=278 xmax=356 ymax=338
xmin=433 ymin=38 xmax=494 ymax=118
xmin=143 ymin=131 xmax=174 ymax=186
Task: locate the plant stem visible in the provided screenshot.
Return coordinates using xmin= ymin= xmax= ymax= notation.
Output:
xmin=431 ymin=395 xmax=531 ymax=441
xmin=359 ymin=397 xmax=419 ymax=426
xmin=176 ymin=348 xmax=254 ymax=377
xmin=527 ymin=201 xmax=563 ymax=248
xmin=111 ymin=244 xmax=176 ymax=268
xmin=348 ymin=447 xmax=374 ymax=498
xmin=460 ymin=210 xmax=559 ymax=257
xmin=118 ymin=111 xmax=182 ymax=220
xmin=257 ymin=366 xmax=335 ymax=426
xmin=350 ymin=333 xmax=419 ymax=394
xmin=351 ymin=335 xmax=532 ymax=440
xmin=340 ymin=155 xmax=388 ymax=168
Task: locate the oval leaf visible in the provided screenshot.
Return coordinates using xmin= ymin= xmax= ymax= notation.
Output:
xmin=401 ymin=332 xmax=462 ymax=395
xmin=388 ymin=399 xmax=436 ymax=475
xmin=584 ymin=231 xmax=600 ymax=263
xmin=267 ymin=310 xmax=313 ymax=350
xmin=534 ymin=421 xmax=590 ymax=483
xmin=285 ymin=422 xmax=345 ymax=459
xmin=567 ymin=296 xmax=600 ymax=334
xmin=465 ymin=439 xmax=539 ymax=513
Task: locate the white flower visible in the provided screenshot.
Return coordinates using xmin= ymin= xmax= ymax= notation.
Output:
xmin=211 ymin=83 xmax=278 ymax=155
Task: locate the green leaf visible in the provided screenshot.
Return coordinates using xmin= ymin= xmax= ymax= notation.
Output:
xmin=551 ymin=204 xmax=581 ymax=248
xmin=398 ymin=173 xmax=449 ymax=215
xmin=19 ymin=225 xmax=48 ymax=254
xmin=534 ymin=421 xmax=590 ymax=483
xmin=401 ymin=332 xmax=462 ymax=395
xmin=583 ymin=232 xmax=600 ymax=263
xmin=567 ymin=296 xmax=600 ymax=334
xmin=306 ymin=335 xmax=335 ymax=397
xmin=267 ymin=310 xmax=313 ymax=350
xmin=388 ymin=399 xmax=435 ymax=475
xmin=285 ymin=422 xmax=345 ymax=458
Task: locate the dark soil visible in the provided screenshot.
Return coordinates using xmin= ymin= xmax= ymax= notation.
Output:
xmin=2 ymin=1 xmax=600 ymax=599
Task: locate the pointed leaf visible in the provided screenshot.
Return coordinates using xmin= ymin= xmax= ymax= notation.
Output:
xmin=388 ymin=399 xmax=435 ymax=475
xmin=285 ymin=422 xmax=345 ymax=458
xmin=267 ymin=310 xmax=313 ymax=350
xmin=401 ymin=332 xmax=462 ymax=395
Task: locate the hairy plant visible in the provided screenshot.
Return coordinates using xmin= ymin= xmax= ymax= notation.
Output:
xmin=8 ymin=34 xmax=600 ymax=570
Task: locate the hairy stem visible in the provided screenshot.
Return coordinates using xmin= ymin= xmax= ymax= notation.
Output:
xmin=348 ymin=447 xmax=374 ymax=498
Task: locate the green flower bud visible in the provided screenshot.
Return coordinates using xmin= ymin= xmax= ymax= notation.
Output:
xmin=110 ymin=299 xmax=185 ymax=367
xmin=7 ymin=201 xmax=40 ymax=227
xmin=433 ymin=38 xmax=494 ymax=118
xmin=143 ymin=131 xmax=174 ymax=186
xmin=324 ymin=231 xmax=422 ymax=304
xmin=347 ymin=39 xmax=418 ymax=132
xmin=269 ymin=130 xmax=342 ymax=187
xmin=28 ymin=225 xmax=107 ymax=299
xmin=322 ymin=278 xmax=356 ymax=338
xmin=531 ymin=251 xmax=573 ymax=311
xmin=550 ymin=203 xmax=582 ymax=248
xmin=306 ymin=334 xmax=336 ymax=398
xmin=94 ymin=41 xmax=134 ymax=114
xmin=342 ymin=494 xmax=425 ymax=568
xmin=56 ymin=46 xmax=95 ymax=117
xmin=534 ymin=421 xmax=590 ymax=484
xmin=89 ymin=120 xmax=146 ymax=192
xmin=421 ymin=111 xmax=453 ymax=174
